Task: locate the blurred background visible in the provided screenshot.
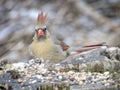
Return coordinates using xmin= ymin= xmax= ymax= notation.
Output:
xmin=0 ymin=0 xmax=120 ymax=62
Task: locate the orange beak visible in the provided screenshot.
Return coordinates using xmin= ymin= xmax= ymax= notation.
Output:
xmin=38 ymin=29 xmax=44 ymax=37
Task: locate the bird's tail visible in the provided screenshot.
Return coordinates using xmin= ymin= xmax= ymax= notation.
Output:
xmin=82 ymin=42 xmax=107 ymax=48
xmin=71 ymin=42 xmax=107 ymax=54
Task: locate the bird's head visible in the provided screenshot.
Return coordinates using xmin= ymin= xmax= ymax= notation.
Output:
xmin=34 ymin=12 xmax=50 ymax=41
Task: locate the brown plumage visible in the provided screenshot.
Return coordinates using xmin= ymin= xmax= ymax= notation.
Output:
xmin=29 ymin=12 xmax=68 ymax=63
xmin=29 ymin=12 xmax=106 ymax=63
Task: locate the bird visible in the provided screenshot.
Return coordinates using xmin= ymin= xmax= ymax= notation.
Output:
xmin=29 ymin=12 xmax=106 ymax=63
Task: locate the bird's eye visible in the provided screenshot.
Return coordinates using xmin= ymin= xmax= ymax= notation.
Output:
xmin=35 ymin=29 xmax=38 ymax=31
xmin=43 ymin=28 xmax=46 ymax=31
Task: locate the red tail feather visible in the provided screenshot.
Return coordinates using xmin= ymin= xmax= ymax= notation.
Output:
xmin=75 ymin=42 xmax=107 ymax=53
xmin=76 ymin=47 xmax=97 ymax=53
xmin=83 ymin=42 xmax=106 ymax=48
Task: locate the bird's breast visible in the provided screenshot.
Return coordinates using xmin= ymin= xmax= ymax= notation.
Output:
xmin=30 ymin=39 xmax=54 ymax=58
xmin=29 ymin=39 xmax=66 ymax=62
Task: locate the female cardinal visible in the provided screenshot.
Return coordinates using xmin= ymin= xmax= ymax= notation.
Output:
xmin=29 ymin=12 xmax=105 ymax=63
